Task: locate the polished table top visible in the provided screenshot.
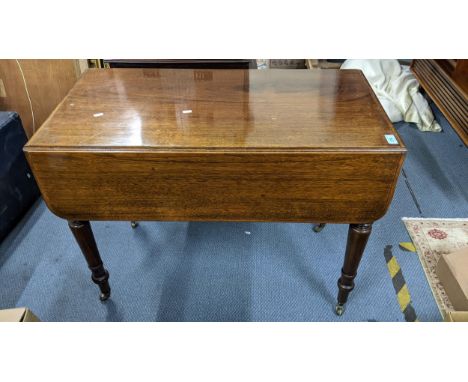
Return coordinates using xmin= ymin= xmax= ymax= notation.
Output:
xmin=27 ymin=69 xmax=404 ymax=152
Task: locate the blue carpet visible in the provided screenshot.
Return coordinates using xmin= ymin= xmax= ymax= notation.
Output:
xmin=0 ymin=104 xmax=466 ymax=321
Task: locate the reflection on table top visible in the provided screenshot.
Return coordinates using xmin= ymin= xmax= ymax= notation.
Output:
xmin=27 ymin=69 xmax=404 ymax=152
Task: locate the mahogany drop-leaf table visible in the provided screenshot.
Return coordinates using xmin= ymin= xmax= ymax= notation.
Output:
xmin=24 ymin=69 xmax=406 ymax=315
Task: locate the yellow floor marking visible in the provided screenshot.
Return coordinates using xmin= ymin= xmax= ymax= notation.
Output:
xmin=397 ymin=285 xmax=411 ymax=312
xmin=387 ymin=256 xmax=401 ymax=278
xmin=399 ymin=242 xmax=416 ymax=252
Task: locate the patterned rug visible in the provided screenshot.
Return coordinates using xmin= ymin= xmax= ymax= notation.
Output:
xmin=402 ymin=218 xmax=468 ymax=318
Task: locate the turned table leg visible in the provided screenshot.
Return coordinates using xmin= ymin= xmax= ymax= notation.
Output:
xmin=335 ymin=223 xmax=372 ymax=316
xmin=68 ymin=220 xmax=111 ymax=301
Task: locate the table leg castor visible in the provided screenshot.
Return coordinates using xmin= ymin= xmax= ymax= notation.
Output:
xmin=335 ymin=303 xmax=345 ymax=316
xmin=99 ymin=291 xmax=111 ymax=301
xmin=131 ymin=221 xmax=139 ymax=229
xmin=313 ymin=223 xmax=326 ymax=233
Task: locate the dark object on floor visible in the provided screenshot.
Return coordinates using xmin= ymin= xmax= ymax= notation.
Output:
xmin=411 ymin=59 xmax=467 ymax=145
xmin=0 ymin=112 xmax=40 ymax=243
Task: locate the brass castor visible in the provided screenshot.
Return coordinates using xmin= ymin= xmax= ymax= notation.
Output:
xmin=335 ymin=303 xmax=345 ymax=316
xmin=99 ymin=291 xmax=110 ymax=301
xmin=131 ymin=221 xmax=139 ymax=229
xmin=313 ymin=223 xmax=326 ymax=233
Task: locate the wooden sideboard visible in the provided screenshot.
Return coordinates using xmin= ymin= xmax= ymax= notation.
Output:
xmin=411 ymin=59 xmax=467 ymax=145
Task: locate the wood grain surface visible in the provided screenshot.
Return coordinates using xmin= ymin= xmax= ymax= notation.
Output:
xmin=26 ymin=69 xmax=404 ymax=150
xmin=0 ymin=59 xmax=82 ymax=138
xmin=25 ymin=150 xmax=404 ymax=222
xmin=25 ymin=68 xmax=406 ymax=223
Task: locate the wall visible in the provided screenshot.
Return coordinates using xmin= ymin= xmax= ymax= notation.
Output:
xmin=0 ymin=59 xmax=87 ymax=138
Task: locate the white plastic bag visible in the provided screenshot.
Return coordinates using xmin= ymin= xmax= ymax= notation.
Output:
xmin=341 ymin=59 xmax=441 ymax=132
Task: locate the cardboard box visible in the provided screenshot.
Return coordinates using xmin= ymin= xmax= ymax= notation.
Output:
xmin=0 ymin=307 xmax=40 ymax=322
xmin=436 ymin=247 xmax=468 ymax=311
xmin=444 ymin=311 xmax=468 ymax=322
